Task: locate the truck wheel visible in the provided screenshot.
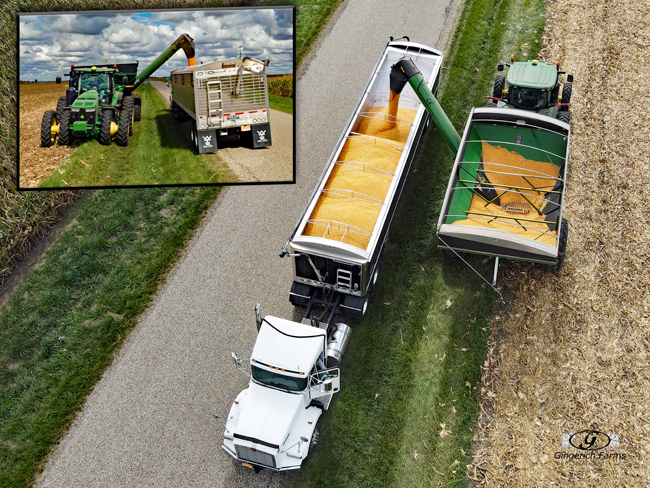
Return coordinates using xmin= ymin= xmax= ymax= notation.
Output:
xmin=41 ymin=110 xmax=57 ymax=147
xmin=557 ymin=110 xmax=570 ymax=124
xmin=493 ymin=75 xmax=505 ymax=99
xmin=190 ymin=121 xmax=198 ymax=153
xmin=58 ymin=109 xmax=71 ymax=146
xmin=116 ymin=105 xmax=132 ymax=146
xmin=560 ymin=82 xmax=572 ymax=107
xmin=133 ymin=95 xmax=141 ymax=121
xmin=171 ymin=101 xmax=179 ymax=120
xmin=308 ymin=420 xmax=321 ymax=456
xmin=289 ymin=281 xmax=312 ymax=308
xmin=99 ymin=109 xmax=113 ymax=146
xmin=342 ymin=294 xmax=368 ymax=321
xmin=56 ymin=96 xmax=66 ymax=120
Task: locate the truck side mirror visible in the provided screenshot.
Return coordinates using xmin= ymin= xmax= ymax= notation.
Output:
xmin=497 ymin=64 xmax=504 ymax=72
xmin=56 ymin=76 xmax=61 ymax=84
xmin=255 ymin=303 xmax=262 ymax=331
xmin=231 ymin=351 xmax=242 ymax=368
xmin=567 ymin=74 xmax=574 ymax=83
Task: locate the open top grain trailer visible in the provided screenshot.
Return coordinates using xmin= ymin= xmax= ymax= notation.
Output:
xmin=437 ymin=107 xmax=569 ymax=271
xmin=170 ymin=56 xmax=271 ymax=154
xmin=280 ymin=38 xmax=443 ymax=320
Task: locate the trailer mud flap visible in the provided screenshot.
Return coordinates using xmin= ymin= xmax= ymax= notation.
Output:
xmin=252 ymin=123 xmax=272 ymax=148
xmin=197 ymin=129 xmax=218 ymax=154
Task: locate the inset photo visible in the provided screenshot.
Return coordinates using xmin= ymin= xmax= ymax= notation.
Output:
xmin=18 ymin=7 xmax=294 ymax=189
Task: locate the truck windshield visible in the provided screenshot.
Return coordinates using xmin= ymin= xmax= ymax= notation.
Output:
xmin=510 ymin=87 xmax=547 ymax=110
xmin=252 ymin=366 xmax=307 ymax=392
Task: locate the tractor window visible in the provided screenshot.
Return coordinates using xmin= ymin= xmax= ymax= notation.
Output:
xmin=510 ymin=87 xmax=547 ymax=110
xmin=79 ymin=73 xmax=110 ymax=102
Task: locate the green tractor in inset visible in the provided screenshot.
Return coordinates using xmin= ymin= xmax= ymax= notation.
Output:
xmin=41 ymin=33 xmax=195 ymax=148
xmin=485 ymin=58 xmax=574 ymax=123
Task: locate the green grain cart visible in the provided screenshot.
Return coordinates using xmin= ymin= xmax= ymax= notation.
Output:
xmin=41 ymin=33 xmax=195 ymax=148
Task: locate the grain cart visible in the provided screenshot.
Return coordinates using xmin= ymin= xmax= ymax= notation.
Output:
xmin=169 ymin=56 xmax=272 ymax=154
xmin=389 ymin=56 xmax=570 ymax=273
xmin=220 ymin=305 xmax=349 ymax=472
xmin=486 ymin=58 xmax=574 ymax=123
xmin=41 ymin=33 xmax=195 ymax=148
xmin=280 ymin=38 xmax=444 ymax=321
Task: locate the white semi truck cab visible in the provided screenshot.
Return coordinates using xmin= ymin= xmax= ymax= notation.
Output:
xmin=221 ymin=309 xmax=350 ymax=471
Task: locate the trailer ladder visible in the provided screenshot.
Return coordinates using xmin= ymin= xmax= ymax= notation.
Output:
xmin=206 ymin=80 xmax=223 ymax=125
xmin=336 ymin=269 xmax=353 ymax=291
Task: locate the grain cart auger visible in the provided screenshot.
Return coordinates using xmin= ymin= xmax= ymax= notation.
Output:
xmin=41 ymin=33 xmax=195 ymax=148
xmin=389 ymin=54 xmax=570 ymax=294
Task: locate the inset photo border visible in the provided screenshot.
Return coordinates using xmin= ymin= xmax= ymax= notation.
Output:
xmin=17 ymin=6 xmax=295 ymax=190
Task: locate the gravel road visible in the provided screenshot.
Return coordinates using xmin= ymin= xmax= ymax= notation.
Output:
xmin=150 ymin=80 xmax=293 ymax=182
xmin=34 ymin=1 xmax=462 ymax=486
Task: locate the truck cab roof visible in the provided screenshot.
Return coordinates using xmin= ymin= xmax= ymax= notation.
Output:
xmin=506 ymin=61 xmax=557 ymax=89
xmin=251 ymin=317 xmax=326 ymax=376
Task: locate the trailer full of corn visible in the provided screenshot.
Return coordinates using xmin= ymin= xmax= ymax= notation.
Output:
xmin=170 ymin=56 xmax=271 ymax=154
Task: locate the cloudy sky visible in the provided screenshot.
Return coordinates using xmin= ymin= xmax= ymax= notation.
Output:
xmin=19 ymin=7 xmax=294 ymax=81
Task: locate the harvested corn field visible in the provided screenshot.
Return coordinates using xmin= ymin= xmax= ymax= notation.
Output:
xmin=18 ymin=82 xmax=75 ymax=188
xmin=469 ymin=0 xmax=650 ymax=485
xmin=303 ymin=95 xmax=417 ymax=250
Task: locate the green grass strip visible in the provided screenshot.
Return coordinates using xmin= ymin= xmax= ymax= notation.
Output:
xmin=292 ymin=0 xmax=546 ymax=486
xmin=40 ymin=84 xmax=238 ymax=188
xmin=269 ymin=94 xmax=294 ymax=114
xmin=0 ymin=186 xmax=218 ymax=487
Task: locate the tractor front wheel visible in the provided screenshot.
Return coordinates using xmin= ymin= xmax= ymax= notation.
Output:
xmin=557 ymin=110 xmax=571 ymax=124
xmin=41 ymin=110 xmax=57 ymax=147
xmin=116 ymin=105 xmax=132 ymax=147
xmin=493 ymin=75 xmax=505 ymax=99
xmin=58 ymin=109 xmax=71 ymax=146
xmin=99 ymin=109 xmax=113 ymax=146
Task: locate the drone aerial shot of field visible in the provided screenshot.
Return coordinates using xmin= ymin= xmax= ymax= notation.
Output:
xmin=18 ymin=7 xmax=294 ymax=188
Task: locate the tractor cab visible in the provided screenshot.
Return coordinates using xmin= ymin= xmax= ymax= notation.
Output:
xmin=78 ymin=72 xmax=112 ymax=103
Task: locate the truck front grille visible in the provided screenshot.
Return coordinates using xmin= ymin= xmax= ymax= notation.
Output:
xmin=235 ymin=445 xmax=276 ymax=468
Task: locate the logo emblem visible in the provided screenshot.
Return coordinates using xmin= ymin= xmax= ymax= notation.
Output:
xmin=569 ymin=430 xmax=610 ymax=450
xmin=202 ymin=135 xmax=213 ymax=148
xmin=257 ymin=130 xmax=267 ymax=142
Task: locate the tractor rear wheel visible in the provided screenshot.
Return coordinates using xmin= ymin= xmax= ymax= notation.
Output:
xmin=493 ymin=75 xmax=505 ymax=99
xmin=116 ymin=105 xmax=132 ymax=147
xmin=485 ymin=101 xmax=497 ymax=108
xmin=41 ymin=110 xmax=57 ymax=147
xmin=58 ymin=109 xmax=71 ymax=146
xmin=557 ymin=110 xmax=571 ymax=123
xmin=99 ymin=109 xmax=113 ymax=146
xmin=56 ymin=96 xmax=66 ymax=120
xmin=561 ymin=82 xmax=572 ymax=107
xmin=133 ymin=95 xmax=141 ymax=121
xmin=122 ymin=96 xmax=134 ymax=136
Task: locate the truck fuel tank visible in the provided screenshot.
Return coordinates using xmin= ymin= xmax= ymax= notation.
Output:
xmin=326 ymin=323 xmax=351 ymax=368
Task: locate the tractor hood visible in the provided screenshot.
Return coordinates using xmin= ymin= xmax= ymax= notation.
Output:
xmin=72 ymin=91 xmax=98 ymax=109
xmin=234 ymin=382 xmax=303 ymax=449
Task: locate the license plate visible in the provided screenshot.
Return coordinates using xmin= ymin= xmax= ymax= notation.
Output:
xmin=241 ymin=125 xmax=251 ymax=131
xmin=241 ymin=462 xmax=254 ymax=469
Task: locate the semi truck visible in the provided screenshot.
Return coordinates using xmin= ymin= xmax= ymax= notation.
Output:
xmin=279 ymin=38 xmax=444 ymax=321
xmin=169 ymin=56 xmax=272 ymax=154
xmin=41 ymin=33 xmax=195 ymax=148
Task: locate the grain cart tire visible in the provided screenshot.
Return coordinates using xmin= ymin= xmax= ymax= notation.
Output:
xmin=99 ymin=109 xmax=113 ymax=146
xmin=341 ymin=294 xmax=369 ymax=321
xmin=41 ymin=110 xmax=57 ymax=147
xmin=116 ymin=105 xmax=132 ymax=147
xmin=493 ymin=75 xmax=505 ymax=99
xmin=557 ymin=110 xmax=571 ymax=124
xmin=56 ymin=96 xmax=66 ymax=120
xmin=561 ymin=82 xmax=572 ymax=107
xmin=58 ymin=109 xmax=71 ymax=146
xmin=122 ymin=96 xmax=134 ymax=136
xmin=485 ymin=102 xmax=497 ymax=108
xmin=133 ymin=95 xmax=141 ymax=121
xmin=289 ymin=281 xmax=311 ymax=308
xmin=540 ymin=218 xmax=568 ymax=272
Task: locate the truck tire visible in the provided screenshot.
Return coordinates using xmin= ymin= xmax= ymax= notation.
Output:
xmin=190 ymin=121 xmax=198 ymax=153
xmin=557 ymin=110 xmax=570 ymax=124
xmin=56 ymin=96 xmax=66 ymax=120
xmin=99 ymin=109 xmax=113 ymax=146
xmin=58 ymin=109 xmax=71 ymax=146
xmin=493 ymin=75 xmax=505 ymax=99
xmin=307 ymin=420 xmax=321 ymax=456
xmin=289 ymin=281 xmax=311 ymax=308
xmin=341 ymin=294 xmax=368 ymax=321
xmin=171 ymin=101 xmax=179 ymax=120
xmin=41 ymin=110 xmax=57 ymax=147
xmin=116 ymin=105 xmax=132 ymax=146
xmin=133 ymin=95 xmax=141 ymax=121
xmin=122 ymin=96 xmax=134 ymax=136
xmin=560 ymin=82 xmax=572 ymax=107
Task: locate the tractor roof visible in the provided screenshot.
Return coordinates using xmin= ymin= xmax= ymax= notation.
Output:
xmin=72 ymin=60 xmax=139 ymax=72
xmin=507 ymin=61 xmax=557 ymax=89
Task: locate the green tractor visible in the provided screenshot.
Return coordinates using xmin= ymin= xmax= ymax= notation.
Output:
xmin=485 ymin=58 xmax=574 ymax=123
xmin=41 ymin=33 xmax=195 ymax=148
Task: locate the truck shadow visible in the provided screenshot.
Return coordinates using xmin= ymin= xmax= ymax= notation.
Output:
xmin=154 ymin=111 xmax=192 ymax=150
